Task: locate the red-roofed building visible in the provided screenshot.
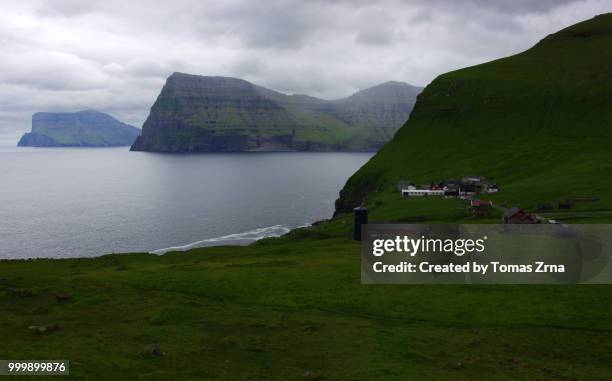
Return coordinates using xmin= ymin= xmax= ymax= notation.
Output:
xmin=503 ymin=207 xmax=538 ymax=224
xmin=470 ymin=199 xmax=492 ymax=208
xmin=470 ymin=199 xmax=493 ymax=214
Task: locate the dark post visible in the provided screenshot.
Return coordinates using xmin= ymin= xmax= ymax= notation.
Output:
xmin=353 ymin=206 xmax=368 ymax=241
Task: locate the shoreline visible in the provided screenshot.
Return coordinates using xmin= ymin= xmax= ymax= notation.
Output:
xmin=0 ymin=223 xmax=313 ymax=262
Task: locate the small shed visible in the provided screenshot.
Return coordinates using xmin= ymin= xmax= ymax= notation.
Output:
xmin=503 ymin=207 xmax=537 ymax=224
xmin=470 ymin=199 xmax=493 ymax=215
xmin=460 ymin=183 xmax=478 ymax=195
xmin=470 ymin=199 xmax=493 ymax=209
xmin=444 ymin=189 xmax=460 ymax=197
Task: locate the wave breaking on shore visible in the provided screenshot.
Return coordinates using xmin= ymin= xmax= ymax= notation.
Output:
xmin=150 ymin=224 xmax=295 ymax=255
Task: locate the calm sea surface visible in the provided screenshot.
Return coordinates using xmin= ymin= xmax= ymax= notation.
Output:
xmin=0 ymin=147 xmax=372 ymax=259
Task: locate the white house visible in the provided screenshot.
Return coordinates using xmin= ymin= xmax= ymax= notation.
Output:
xmin=402 ymin=187 xmax=445 ymax=197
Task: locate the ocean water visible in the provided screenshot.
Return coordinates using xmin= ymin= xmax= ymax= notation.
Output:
xmin=0 ymin=147 xmax=372 ymax=259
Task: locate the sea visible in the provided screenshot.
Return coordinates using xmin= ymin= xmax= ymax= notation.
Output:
xmin=0 ymin=146 xmax=372 ymax=259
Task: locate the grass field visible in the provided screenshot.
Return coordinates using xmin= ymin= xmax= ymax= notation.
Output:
xmin=2 ymin=204 xmax=612 ymax=380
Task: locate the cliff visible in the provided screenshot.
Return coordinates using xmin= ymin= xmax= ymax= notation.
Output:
xmin=131 ymin=74 xmax=421 ymax=152
xmin=18 ymin=110 xmax=140 ymax=147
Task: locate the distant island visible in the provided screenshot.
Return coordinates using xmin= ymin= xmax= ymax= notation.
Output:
xmin=131 ymin=73 xmax=422 ymax=152
xmin=18 ymin=110 xmax=140 ymax=147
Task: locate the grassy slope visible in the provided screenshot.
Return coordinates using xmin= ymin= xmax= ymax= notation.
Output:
xmin=135 ymin=74 xmax=419 ymax=152
xmin=3 ymin=15 xmax=612 ymax=380
xmin=2 ymin=221 xmax=612 ymax=380
xmin=337 ymin=14 xmax=612 ymax=219
xmin=139 ymin=80 xmax=297 ymax=150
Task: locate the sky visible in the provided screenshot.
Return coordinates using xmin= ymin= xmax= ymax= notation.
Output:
xmin=1 ymin=0 xmax=611 ymax=144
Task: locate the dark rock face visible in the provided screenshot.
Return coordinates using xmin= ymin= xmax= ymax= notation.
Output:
xmin=18 ymin=110 xmax=140 ymax=147
xmin=131 ymin=73 xmax=422 ymax=152
xmin=18 ymin=132 xmax=60 ymax=147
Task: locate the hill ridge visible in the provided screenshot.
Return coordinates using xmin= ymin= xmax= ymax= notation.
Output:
xmin=18 ymin=110 xmax=140 ymax=147
xmin=335 ymin=13 xmax=612 ymax=217
xmin=131 ymin=73 xmax=422 ymax=152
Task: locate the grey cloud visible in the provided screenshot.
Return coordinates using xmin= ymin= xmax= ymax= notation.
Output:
xmin=355 ymin=10 xmax=398 ymax=45
xmin=421 ymin=0 xmax=584 ymax=14
xmin=35 ymin=0 xmax=99 ymax=18
xmin=0 ymin=51 xmax=110 ymax=91
xmin=230 ymin=57 xmax=266 ymax=78
xmin=195 ymin=0 xmax=332 ymax=49
xmin=356 ymin=28 xmax=394 ymax=45
xmin=0 ymin=0 xmax=610 ymax=143
xmin=469 ymin=0 xmax=585 ymax=13
xmin=122 ymin=59 xmax=174 ymax=79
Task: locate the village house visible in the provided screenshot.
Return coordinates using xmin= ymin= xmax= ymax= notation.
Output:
xmin=399 ymin=176 xmax=494 ymax=198
xmin=502 ymin=207 xmax=538 ymax=224
xmin=460 ymin=183 xmax=478 ymax=196
xmin=444 ymin=187 xmax=460 ymax=197
xmin=471 ymin=199 xmax=493 ymax=216
xmin=443 ymin=179 xmax=462 ymax=188
xmin=470 ymin=199 xmax=493 ymax=210
xmin=401 ymin=185 xmax=444 ymax=197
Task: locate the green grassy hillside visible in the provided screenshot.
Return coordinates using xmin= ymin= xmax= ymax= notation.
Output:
xmin=2 ymin=222 xmax=612 ymax=380
xmin=131 ymin=74 xmax=421 ymax=152
xmin=336 ymin=14 xmax=612 ymax=221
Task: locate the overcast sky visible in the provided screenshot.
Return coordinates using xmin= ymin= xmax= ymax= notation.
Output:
xmin=1 ymin=0 xmax=610 ymax=143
